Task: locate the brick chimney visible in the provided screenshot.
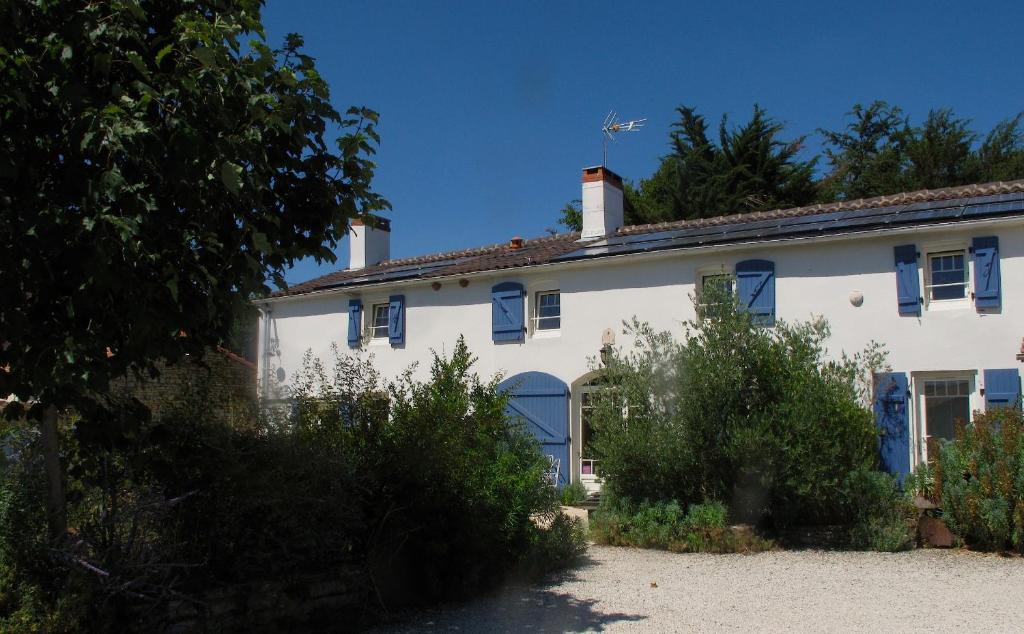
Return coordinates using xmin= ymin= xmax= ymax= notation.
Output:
xmin=349 ymin=217 xmax=390 ymax=270
xmin=580 ymin=166 xmax=624 ymax=239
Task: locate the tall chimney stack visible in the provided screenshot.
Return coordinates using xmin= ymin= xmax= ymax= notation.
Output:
xmin=349 ymin=217 xmax=390 ymax=270
xmin=580 ymin=166 xmax=624 ymax=239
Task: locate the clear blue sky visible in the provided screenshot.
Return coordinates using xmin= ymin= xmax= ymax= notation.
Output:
xmin=262 ymin=0 xmax=1024 ymax=287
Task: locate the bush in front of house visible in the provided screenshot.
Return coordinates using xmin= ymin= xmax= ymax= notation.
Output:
xmin=589 ymin=285 xmax=881 ymax=528
xmin=844 ymin=466 xmax=917 ymax=552
xmin=0 ymin=338 xmax=578 ymax=631
xmin=559 ymin=481 xmax=589 ymax=506
xmin=589 ymin=493 xmax=773 ymax=553
xmin=936 ymin=406 xmax=1024 ymax=552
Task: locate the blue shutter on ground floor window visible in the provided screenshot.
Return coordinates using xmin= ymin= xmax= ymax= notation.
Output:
xmin=984 ymin=368 xmax=1021 ymax=410
xmin=492 ymin=282 xmax=525 ymax=342
xmin=735 ymin=259 xmax=775 ymax=326
xmin=347 ymin=299 xmax=362 ymax=348
xmin=894 ymin=245 xmax=920 ymax=316
xmin=873 ymin=372 xmax=911 ymax=484
xmin=972 ymin=236 xmax=1001 ymax=311
xmin=388 ymin=295 xmax=405 ymax=345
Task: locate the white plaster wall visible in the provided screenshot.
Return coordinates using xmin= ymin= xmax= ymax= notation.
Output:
xmin=258 ymin=218 xmax=1024 ymax=475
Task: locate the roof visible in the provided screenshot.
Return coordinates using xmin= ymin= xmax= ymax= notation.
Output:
xmin=273 ymin=179 xmax=1024 ymax=298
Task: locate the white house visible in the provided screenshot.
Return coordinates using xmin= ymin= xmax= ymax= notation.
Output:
xmin=256 ymin=166 xmax=1024 ymax=490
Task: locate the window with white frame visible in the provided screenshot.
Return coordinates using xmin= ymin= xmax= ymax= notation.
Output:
xmin=926 ymin=250 xmax=968 ymax=302
xmin=533 ymin=290 xmax=560 ymax=331
xmin=369 ymin=303 xmax=389 ymax=339
xmin=921 ymin=377 xmax=971 ymax=459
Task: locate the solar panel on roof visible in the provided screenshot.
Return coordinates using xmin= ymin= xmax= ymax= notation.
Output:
xmin=551 ymin=194 xmax=1024 ymax=264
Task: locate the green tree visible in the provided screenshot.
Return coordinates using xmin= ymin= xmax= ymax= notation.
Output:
xmin=818 ymin=101 xmax=910 ymax=201
xmin=0 ymin=0 xmax=387 ymax=538
xmin=627 ymin=105 xmax=818 ymax=224
xmin=905 ymin=108 xmax=977 ymax=189
xmin=820 ymin=104 xmax=1024 ymax=200
xmin=974 ymin=113 xmax=1024 ymax=182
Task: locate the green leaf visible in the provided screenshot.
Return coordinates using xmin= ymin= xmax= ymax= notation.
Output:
xmin=220 ymin=162 xmax=243 ymax=194
xmin=193 ymin=46 xmax=216 ymax=67
xmin=252 ymin=232 xmax=270 ymax=253
xmin=125 ymin=50 xmax=148 ymax=77
xmin=61 ymin=45 xmax=72 ymax=60
xmin=155 ymin=44 xmax=173 ymax=67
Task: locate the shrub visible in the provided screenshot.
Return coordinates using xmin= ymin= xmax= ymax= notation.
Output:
xmin=589 ymin=286 xmax=879 ymax=526
xmin=1 ymin=338 xmax=571 ymax=630
xmin=937 ymin=407 xmax=1024 ymax=552
xmin=844 ymin=466 xmax=916 ymax=551
xmin=520 ymin=513 xmax=588 ymax=576
xmin=559 ymin=482 xmax=589 ymax=506
xmin=590 ymin=494 xmax=771 ymax=553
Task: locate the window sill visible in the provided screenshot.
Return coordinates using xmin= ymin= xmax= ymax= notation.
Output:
xmin=925 ymin=299 xmax=971 ymax=312
xmin=531 ymin=329 xmax=561 ymax=340
xmin=367 ymin=337 xmax=390 ymax=347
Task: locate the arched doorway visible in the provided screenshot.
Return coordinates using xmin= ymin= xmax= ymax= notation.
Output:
xmin=499 ymin=372 xmax=570 ymax=487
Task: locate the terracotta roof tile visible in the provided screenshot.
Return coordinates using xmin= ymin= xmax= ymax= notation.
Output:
xmin=272 ymin=179 xmax=1024 ymax=298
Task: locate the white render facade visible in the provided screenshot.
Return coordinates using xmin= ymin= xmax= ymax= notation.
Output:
xmin=257 ymin=168 xmax=1024 ymax=488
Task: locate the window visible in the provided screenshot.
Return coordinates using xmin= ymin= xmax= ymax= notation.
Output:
xmin=922 ymin=378 xmax=971 ymax=457
xmin=534 ymin=290 xmax=560 ymax=331
xmin=370 ymin=303 xmax=389 ymax=339
xmin=927 ymin=250 xmax=967 ymax=301
xmin=699 ymin=273 xmax=734 ymax=319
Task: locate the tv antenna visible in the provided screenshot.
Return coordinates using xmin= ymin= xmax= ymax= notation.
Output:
xmin=602 ymin=111 xmax=647 ymax=166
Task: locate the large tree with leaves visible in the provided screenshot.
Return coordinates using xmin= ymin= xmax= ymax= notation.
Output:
xmin=560 ymin=105 xmax=818 ymax=231
xmin=0 ymin=0 xmax=387 ymax=538
xmin=819 ymin=101 xmax=1024 ymax=200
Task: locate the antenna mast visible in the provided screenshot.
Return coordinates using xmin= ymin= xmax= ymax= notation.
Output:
xmin=601 ymin=111 xmax=647 ymax=166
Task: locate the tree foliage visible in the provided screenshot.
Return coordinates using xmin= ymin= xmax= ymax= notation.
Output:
xmin=561 ymin=101 xmax=1024 ymax=229
xmin=820 ymin=102 xmax=1024 ymax=200
xmin=587 ymin=287 xmax=880 ymax=525
xmin=0 ymin=0 xmax=388 ymax=410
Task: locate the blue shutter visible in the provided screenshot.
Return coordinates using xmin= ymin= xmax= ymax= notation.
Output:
xmin=347 ymin=299 xmax=362 ymax=348
xmin=498 ymin=372 xmax=570 ymax=487
xmin=984 ymin=368 xmax=1020 ymax=410
xmin=972 ymin=236 xmax=1001 ymax=311
xmin=894 ymin=245 xmax=920 ymax=316
xmin=388 ymin=294 xmax=405 ymax=345
xmin=735 ymin=259 xmax=775 ymax=326
xmin=492 ymin=282 xmax=525 ymax=342
xmin=873 ymin=372 xmax=911 ymax=484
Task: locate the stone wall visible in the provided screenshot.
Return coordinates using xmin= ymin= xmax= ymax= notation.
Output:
xmin=112 ymin=347 xmax=256 ymax=422
xmin=160 ymin=565 xmax=366 ymax=633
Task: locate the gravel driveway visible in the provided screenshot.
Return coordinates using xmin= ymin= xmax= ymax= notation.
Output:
xmin=372 ymin=545 xmax=1024 ymax=633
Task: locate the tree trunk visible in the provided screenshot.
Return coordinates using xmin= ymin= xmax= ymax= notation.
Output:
xmin=40 ymin=404 xmax=67 ymax=541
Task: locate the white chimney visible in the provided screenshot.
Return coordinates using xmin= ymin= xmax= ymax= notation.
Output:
xmin=349 ymin=217 xmax=390 ymax=270
xmin=580 ymin=166 xmax=624 ymax=239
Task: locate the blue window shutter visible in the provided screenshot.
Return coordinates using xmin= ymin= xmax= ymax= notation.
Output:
xmin=893 ymin=245 xmax=920 ymax=316
xmin=972 ymin=236 xmax=1001 ymax=311
xmin=388 ymin=294 xmax=405 ymax=345
xmin=347 ymin=299 xmax=362 ymax=348
xmin=492 ymin=282 xmax=525 ymax=342
xmin=735 ymin=259 xmax=775 ymax=326
xmin=984 ymin=368 xmax=1020 ymax=410
xmin=873 ymin=372 xmax=911 ymax=484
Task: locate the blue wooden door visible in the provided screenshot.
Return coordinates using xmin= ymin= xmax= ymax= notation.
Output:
xmin=873 ymin=372 xmax=911 ymax=484
xmin=499 ymin=372 xmax=570 ymax=487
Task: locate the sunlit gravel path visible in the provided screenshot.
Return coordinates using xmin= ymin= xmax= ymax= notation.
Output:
xmin=371 ymin=544 xmax=1024 ymax=633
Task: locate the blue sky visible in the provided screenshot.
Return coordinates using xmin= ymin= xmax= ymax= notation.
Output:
xmin=262 ymin=0 xmax=1024 ymax=287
